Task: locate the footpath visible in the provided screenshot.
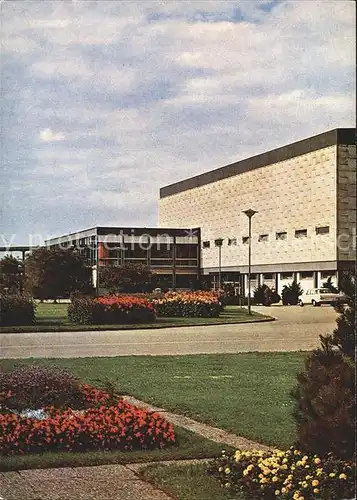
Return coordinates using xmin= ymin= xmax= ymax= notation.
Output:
xmin=0 ymin=397 xmax=268 ymax=500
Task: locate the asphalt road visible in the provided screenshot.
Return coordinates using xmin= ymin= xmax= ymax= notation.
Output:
xmin=0 ymin=306 xmax=337 ymax=359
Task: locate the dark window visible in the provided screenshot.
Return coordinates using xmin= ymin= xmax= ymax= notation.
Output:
xmin=281 ymin=272 xmax=293 ymax=280
xmin=258 ymin=234 xmax=269 ymax=242
xmin=214 ymin=238 xmax=224 ymax=247
xmin=316 ymin=226 xmax=330 ymax=235
xmin=242 ymin=236 xmax=249 ymax=244
xmin=300 ymin=271 xmax=314 ymax=279
xmin=295 ymin=229 xmax=307 ymax=238
xmin=321 ymin=270 xmax=336 ymax=279
xmin=263 ymin=273 xmax=274 ymax=280
xmin=176 ymin=244 xmax=196 ymax=259
xmin=276 ymin=231 xmax=287 ymax=240
xmin=228 ymin=238 xmax=237 ymax=246
xmin=202 ymin=241 xmax=210 ymax=248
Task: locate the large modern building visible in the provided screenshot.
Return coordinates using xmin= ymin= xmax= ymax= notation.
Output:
xmin=159 ymin=128 xmax=356 ymax=294
xmin=45 ymin=226 xmax=201 ymax=290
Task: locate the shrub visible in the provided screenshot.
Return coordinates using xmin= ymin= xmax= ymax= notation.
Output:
xmin=0 ymin=364 xmax=97 ymax=412
xmin=291 ymin=344 xmax=355 ymax=460
xmin=0 ymin=294 xmax=36 ymax=326
xmin=292 ymin=272 xmax=356 ymax=460
xmin=68 ymin=295 xmax=156 ymax=324
xmin=153 ymin=291 xmax=222 ymax=317
xmin=209 ymin=448 xmax=356 ymax=499
xmin=282 ymin=280 xmax=303 ymax=305
xmin=253 ymin=285 xmax=281 ymax=306
xmin=68 ymin=296 xmax=101 ymax=324
xmin=0 ymin=400 xmax=176 ymax=455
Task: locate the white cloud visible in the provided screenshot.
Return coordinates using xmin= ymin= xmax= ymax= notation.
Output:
xmin=1 ymin=0 xmax=356 ymax=242
xmin=39 ymin=128 xmax=65 ymax=142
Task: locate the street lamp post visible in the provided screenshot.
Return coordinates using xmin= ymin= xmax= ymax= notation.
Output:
xmin=243 ymin=209 xmax=258 ymax=315
xmin=214 ymin=238 xmax=224 ymax=290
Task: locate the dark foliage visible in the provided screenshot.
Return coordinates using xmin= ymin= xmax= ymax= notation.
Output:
xmin=25 ymin=247 xmax=91 ymax=301
xmin=281 ymin=280 xmax=303 ymax=305
xmin=253 ymin=284 xmax=280 ymax=306
xmin=0 ymin=364 xmax=88 ymax=411
xmin=0 ymin=294 xmax=36 ymax=326
xmin=322 ymin=276 xmax=339 ymax=293
xmin=0 ymin=256 xmax=24 ymax=294
xmin=99 ymin=263 xmax=157 ymax=293
xmin=292 ymin=272 xmax=356 ymax=460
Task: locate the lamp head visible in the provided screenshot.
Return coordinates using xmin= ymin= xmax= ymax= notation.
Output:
xmin=243 ymin=209 xmax=258 ymax=218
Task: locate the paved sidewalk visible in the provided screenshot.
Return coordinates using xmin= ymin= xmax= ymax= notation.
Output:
xmin=0 ymin=464 xmax=172 ymax=500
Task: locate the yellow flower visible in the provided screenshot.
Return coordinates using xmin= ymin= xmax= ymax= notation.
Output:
xmin=218 ymin=467 xmax=223 ymax=472
xmin=224 ymin=467 xmax=230 ymax=474
xmin=282 ymin=458 xmax=288 ymax=464
xmin=329 ymin=473 xmax=336 ymax=478
xmin=281 ymin=487 xmax=287 ymax=493
xmin=247 ymin=464 xmax=254 ymax=471
xmin=302 ymin=456 xmax=308 ymax=461
xmin=305 ymin=475 xmax=311 ymax=480
xmin=272 ymin=476 xmax=278 ymax=482
xmin=224 ymin=482 xmax=230 ymax=488
xmin=243 ymin=469 xmax=249 ymax=476
xmin=313 ymin=488 xmax=319 ymax=494
xmin=339 ymin=473 xmax=347 ymax=480
xmin=274 ymin=490 xmax=280 ymax=496
xmin=301 ymin=481 xmax=308 ymax=488
xmin=312 ymin=480 xmax=319 ymax=487
xmin=260 ymin=478 xmax=268 ymax=484
xmin=314 ymin=458 xmax=321 ymax=465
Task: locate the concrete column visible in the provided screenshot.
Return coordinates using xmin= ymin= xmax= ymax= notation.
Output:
xmin=316 ymin=271 xmax=322 ymax=288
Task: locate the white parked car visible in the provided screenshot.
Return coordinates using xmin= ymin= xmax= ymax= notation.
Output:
xmin=299 ymin=288 xmax=344 ymax=307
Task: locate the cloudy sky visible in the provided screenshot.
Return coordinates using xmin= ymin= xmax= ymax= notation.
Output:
xmin=1 ymin=0 xmax=355 ymax=245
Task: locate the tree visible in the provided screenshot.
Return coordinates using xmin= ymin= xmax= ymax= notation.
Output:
xmin=291 ymin=271 xmax=356 ymax=459
xmin=253 ymin=284 xmax=280 ymax=306
xmin=25 ymin=247 xmax=91 ymax=301
xmin=0 ymin=256 xmax=24 ymax=294
xmin=99 ymin=263 xmax=157 ymax=293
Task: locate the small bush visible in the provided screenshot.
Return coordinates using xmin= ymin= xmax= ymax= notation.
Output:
xmin=0 ymin=294 xmax=36 ymax=326
xmin=0 ymin=364 xmax=96 ymax=412
xmin=209 ymin=448 xmax=356 ymax=499
xmin=68 ymin=295 xmax=156 ymax=324
xmin=282 ymin=280 xmax=303 ymax=305
xmin=153 ymin=291 xmax=222 ymax=317
xmin=0 ymin=400 xmax=176 ymax=455
xmin=253 ymin=285 xmax=280 ymax=306
xmin=68 ymin=296 xmax=101 ymax=324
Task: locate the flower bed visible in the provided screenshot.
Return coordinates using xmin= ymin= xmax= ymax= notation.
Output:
xmin=153 ymin=291 xmax=222 ymax=318
xmin=0 ymin=363 xmax=176 ymax=456
xmin=0 ymin=400 xmax=176 ymax=456
xmin=68 ymin=295 xmax=156 ymax=324
xmin=209 ymin=448 xmax=356 ymax=499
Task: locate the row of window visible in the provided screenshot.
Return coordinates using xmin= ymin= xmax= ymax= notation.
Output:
xmin=248 ymin=270 xmax=335 ymax=280
xmin=202 ymin=226 xmax=330 ymax=248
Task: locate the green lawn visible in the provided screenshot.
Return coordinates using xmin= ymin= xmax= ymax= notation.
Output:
xmin=0 ymin=426 xmax=227 ymax=472
xmin=0 ymin=303 xmax=273 ymax=333
xmin=141 ymin=463 xmax=237 ymax=500
xmin=1 ymin=352 xmax=305 ymax=449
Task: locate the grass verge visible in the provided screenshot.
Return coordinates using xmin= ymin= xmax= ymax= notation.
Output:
xmin=141 ymin=462 xmax=239 ymax=500
xmin=0 ymin=426 xmax=227 ymax=472
xmin=1 ymin=352 xmax=305 ymax=448
xmin=0 ymin=304 xmax=272 ymax=333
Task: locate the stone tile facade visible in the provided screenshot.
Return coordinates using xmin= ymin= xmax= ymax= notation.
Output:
xmin=159 ymin=129 xmax=356 ymax=293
